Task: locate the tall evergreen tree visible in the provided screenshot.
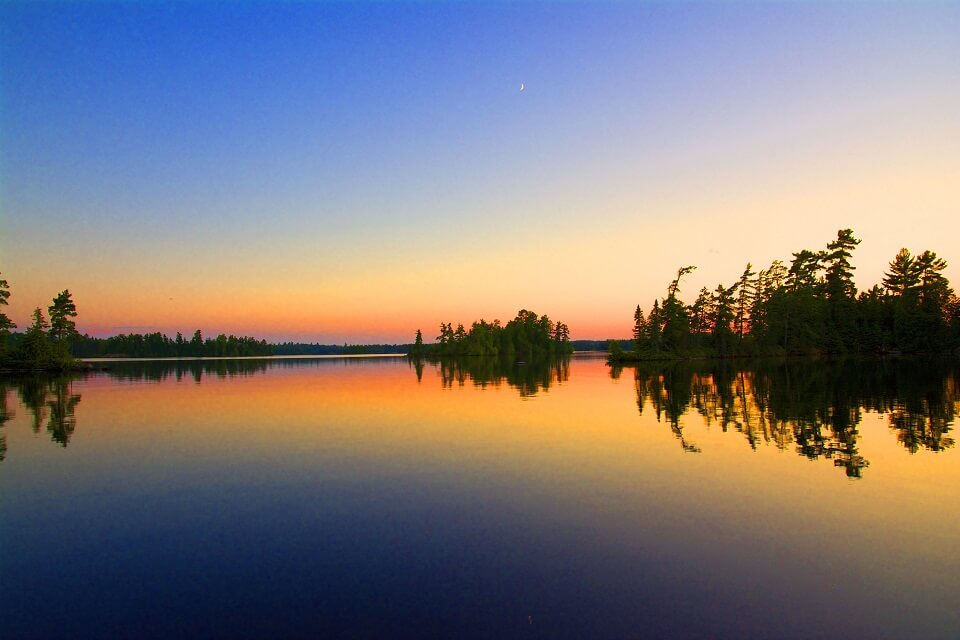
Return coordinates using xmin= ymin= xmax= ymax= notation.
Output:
xmin=647 ymin=299 xmax=663 ymax=351
xmin=553 ymin=322 xmax=570 ymax=345
xmin=690 ymin=287 xmax=713 ymax=342
xmin=662 ymin=266 xmax=695 ymax=351
xmin=633 ymin=305 xmax=647 ymax=350
xmin=0 ymin=272 xmax=15 ymax=355
xmin=916 ymin=250 xmax=951 ymax=310
xmin=882 ymin=248 xmax=921 ymax=297
xmin=824 ymin=229 xmax=860 ymax=302
xmin=710 ymin=283 xmax=738 ymax=355
xmin=750 ymin=260 xmax=786 ymax=343
xmin=735 ymin=263 xmax=756 ymax=343
xmin=411 ymin=329 xmax=425 ymax=358
xmin=190 ymin=329 xmax=204 ymax=357
xmin=48 ymin=290 xmax=79 ymax=356
xmin=0 ymin=273 xmax=10 ymax=309
xmin=787 ymin=250 xmax=824 ymax=292
xmin=19 ymin=308 xmax=51 ymax=363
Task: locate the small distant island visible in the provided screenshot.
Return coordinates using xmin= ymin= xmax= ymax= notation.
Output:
xmin=609 ymin=229 xmax=960 ymax=362
xmin=408 ymin=309 xmax=573 ymax=360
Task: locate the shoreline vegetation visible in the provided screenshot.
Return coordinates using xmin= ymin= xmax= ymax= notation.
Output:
xmin=608 ymin=229 xmax=960 ymax=364
xmin=0 ymin=280 xmax=88 ymax=373
xmin=408 ymin=309 xmax=573 ymax=361
xmin=0 ymin=281 xmax=578 ymax=371
xmin=2 ymin=229 xmax=958 ymax=372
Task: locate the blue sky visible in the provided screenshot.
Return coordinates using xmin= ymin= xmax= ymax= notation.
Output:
xmin=2 ymin=2 xmax=958 ymax=341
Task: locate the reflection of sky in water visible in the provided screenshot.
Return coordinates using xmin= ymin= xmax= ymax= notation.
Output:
xmin=1 ymin=356 xmax=958 ymax=638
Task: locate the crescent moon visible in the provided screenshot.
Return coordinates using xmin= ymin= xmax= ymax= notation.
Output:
xmin=520 ymin=83 xmax=525 ymax=91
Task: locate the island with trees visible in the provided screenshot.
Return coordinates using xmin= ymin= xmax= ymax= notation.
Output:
xmin=609 ymin=229 xmax=960 ymax=362
xmin=408 ymin=309 xmax=573 ymax=360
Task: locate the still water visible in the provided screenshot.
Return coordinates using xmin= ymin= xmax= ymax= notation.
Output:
xmin=1 ymin=355 xmax=958 ymax=638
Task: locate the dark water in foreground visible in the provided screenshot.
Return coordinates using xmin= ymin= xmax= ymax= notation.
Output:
xmin=1 ymin=355 xmax=959 ymax=639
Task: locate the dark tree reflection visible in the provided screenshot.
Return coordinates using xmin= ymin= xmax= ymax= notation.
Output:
xmin=101 ymin=358 xmax=273 ymax=383
xmin=616 ymin=358 xmax=959 ymax=478
xmin=2 ymin=375 xmax=83 ymax=454
xmin=45 ymin=379 xmax=82 ymax=447
xmin=411 ymin=358 xmax=424 ymax=383
xmin=416 ymin=355 xmax=570 ymax=398
xmin=0 ymin=381 xmax=11 ymax=461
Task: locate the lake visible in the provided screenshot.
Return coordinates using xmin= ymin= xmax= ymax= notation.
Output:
xmin=2 ymin=355 xmax=958 ymax=638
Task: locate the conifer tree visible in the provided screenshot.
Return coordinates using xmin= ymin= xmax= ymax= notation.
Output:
xmin=411 ymin=329 xmax=424 ymax=358
xmin=48 ymin=290 xmax=78 ymax=357
xmin=916 ymin=250 xmax=951 ymax=309
xmin=633 ymin=305 xmax=647 ymax=350
xmin=20 ymin=308 xmax=51 ymax=363
xmin=787 ymin=250 xmax=824 ymax=292
xmin=662 ymin=266 xmax=695 ymax=351
xmin=882 ymin=248 xmax=922 ymax=297
xmin=647 ymin=299 xmax=663 ymax=350
xmin=0 ymin=273 xmax=15 ymax=354
xmin=735 ymin=263 xmax=756 ymax=342
xmin=824 ymin=229 xmax=860 ymax=302
xmin=711 ymin=283 xmax=738 ymax=355
xmin=690 ymin=287 xmax=712 ymax=340
xmin=190 ymin=329 xmax=204 ymax=357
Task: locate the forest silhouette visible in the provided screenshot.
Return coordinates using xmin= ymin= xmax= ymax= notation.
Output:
xmin=611 ymin=357 xmax=958 ymax=478
xmin=612 ymin=229 xmax=959 ymax=361
xmin=2 ymin=229 xmax=958 ymax=368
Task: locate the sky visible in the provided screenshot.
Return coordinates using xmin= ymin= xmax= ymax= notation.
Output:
xmin=1 ymin=2 xmax=958 ymax=343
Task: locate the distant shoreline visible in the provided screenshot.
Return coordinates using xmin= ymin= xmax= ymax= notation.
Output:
xmin=80 ymin=353 xmax=409 ymax=363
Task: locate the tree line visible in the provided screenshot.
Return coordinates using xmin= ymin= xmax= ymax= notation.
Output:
xmin=0 ymin=273 xmax=276 ymax=365
xmin=611 ymin=229 xmax=959 ymax=360
xmin=409 ymin=309 xmax=573 ymax=359
xmin=3 ymin=272 xmax=416 ymax=361
xmin=72 ymin=331 xmax=273 ymax=358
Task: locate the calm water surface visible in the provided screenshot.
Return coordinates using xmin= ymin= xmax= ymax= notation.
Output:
xmin=1 ymin=355 xmax=959 ymax=638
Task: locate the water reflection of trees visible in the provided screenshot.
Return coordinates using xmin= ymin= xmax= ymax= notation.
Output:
xmin=3 ymin=358 xmax=416 ymax=460
xmin=100 ymin=356 xmax=404 ymax=383
xmin=612 ymin=358 xmax=959 ymax=478
xmin=103 ymin=358 xmax=272 ymax=383
xmin=413 ymin=356 xmax=570 ymax=398
xmin=0 ymin=376 xmax=83 ymax=456
xmin=0 ymin=381 xmax=11 ymax=461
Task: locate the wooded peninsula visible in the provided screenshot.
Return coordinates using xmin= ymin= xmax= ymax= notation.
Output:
xmin=610 ymin=229 xmax=959 ymax=361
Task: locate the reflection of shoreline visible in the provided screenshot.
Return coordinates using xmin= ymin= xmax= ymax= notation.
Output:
xmin=83 ymin=355 xmax=409 ymax=384
xmin=612 ymin=359 xmax=958 ymax=478
xmin=81 ymin=354 xmax=407 ymax=363
xmin=0 ymin=376 xmax=82 ymax=460
xmin=410 ymin=356 xmax=570 ymax=398
xmin=2 ymin=357 xmax=955 ymax=479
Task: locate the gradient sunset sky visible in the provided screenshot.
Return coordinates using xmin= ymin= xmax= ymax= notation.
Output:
xmin=2 ymin=2 xmax=958 ymax=343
